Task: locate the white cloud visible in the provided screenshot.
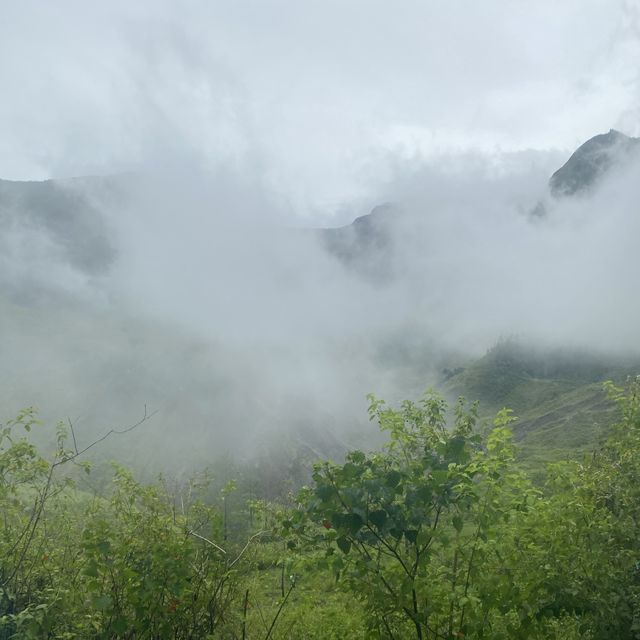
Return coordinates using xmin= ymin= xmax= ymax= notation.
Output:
xmin=0 ymin=1 xmax=638 ymax=215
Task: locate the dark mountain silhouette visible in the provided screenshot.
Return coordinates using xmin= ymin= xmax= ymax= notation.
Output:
xmin=549 ymin=129 xmax=640 ymax=197
xmin=321 ymin=129 xmax=640 ymax=273
xmin=317 ymin=203 xmax=401 ymax=281
xmin=0 ymin=178 xmax=113 ymax=274
xmin=2 ymin=129 xmax=637 ymax=294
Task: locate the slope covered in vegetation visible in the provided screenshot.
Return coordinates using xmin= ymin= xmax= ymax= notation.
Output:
xmin=2 ymin=377 xmax=640 ymax=638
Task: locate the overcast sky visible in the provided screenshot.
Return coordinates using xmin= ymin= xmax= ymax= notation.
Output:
xmin=1 ymin=0 xmax=639 ymax=217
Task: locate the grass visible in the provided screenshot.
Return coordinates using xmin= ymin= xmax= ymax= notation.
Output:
xmin=241 ymin=543 xmax=367 ymax=639
xmin=441 ymin=339 xmax=638 ymax=473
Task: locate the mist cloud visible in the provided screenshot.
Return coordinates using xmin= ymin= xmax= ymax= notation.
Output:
xmin=4 ymin=143 xmax=639 ymax=470
xmin=1 ymin=1 xmax=639 ymax=214
xmin=2 ymin=2 xmax=640 ymax=470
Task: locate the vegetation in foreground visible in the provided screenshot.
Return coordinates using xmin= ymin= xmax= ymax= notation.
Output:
xmin=1 ymin=378 xmax=640 ymax=638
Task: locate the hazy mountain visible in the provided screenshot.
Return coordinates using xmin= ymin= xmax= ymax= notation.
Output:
xmin=549 ymin=129 xmax=640 ymax=197
xmin=0 ymin=174 xmax=139 ymax=304
xmin=0 ymin=175 xmax=127 ymax=274
xmin=320 ymin=129 xmax=640 ymax=273
xmin=317 ymin=203 xmax=401 ymax=281
xmin=1 ymin=130 xmax=635 ymax=295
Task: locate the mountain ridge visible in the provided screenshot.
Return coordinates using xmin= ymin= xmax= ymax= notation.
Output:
xmin=549 ymin=128 xmax=640 ymax=197
xmin=1 ymin=128 xmax=636 ymax=278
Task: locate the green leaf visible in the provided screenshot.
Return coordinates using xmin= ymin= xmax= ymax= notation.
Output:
xmin=336 ymin=537 xmax=351 ymax=554
xmin=416 ymin=529 xmax=431 ymax=546
xmin=342 ymin=462 xmax=360 ymax=479
xmin=315 ymin=485 xmax=335 ymax=501
xmin=404 ymin=529 xmax=418 ymax=544
xmin=97 ymin=540 xmax=111 ymax=556
xmin=334 ymin=512 xmax=364 ymax=536
xmin=112 ymin=617 xmax=128 ymax=634
xmin=93 ymin=594 xmax=112 ymax=611
xmin=369 ymin=510 xmax=388 ymax=529
xmin=445 ymin=436 xmax=467 ymax=462
xmin=385 ymin=470 xmax=402 ymax=487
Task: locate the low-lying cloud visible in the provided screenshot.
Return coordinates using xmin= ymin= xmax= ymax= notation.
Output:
xmin=2 ymin=140 xmax=639 ymax=472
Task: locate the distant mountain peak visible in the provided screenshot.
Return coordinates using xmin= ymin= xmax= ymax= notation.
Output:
xmin=318 ymin=202 xmax=401 ymax=281
xmin=549 ymin=129 xmax=640 ymax=197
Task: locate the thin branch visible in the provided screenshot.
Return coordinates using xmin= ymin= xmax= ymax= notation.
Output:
xmin=66 ymin=405 xmax=157 ymax=462
xmin=459 ymin=489 xmax=491 ymax=632
xmin=187 ymin=531 xmax=227 ymax=555
xmin=4 ymin=408 xmax=155 ymax=591
xmin=365 ymin=523 xmax=413 ymax=578
xmin=67 ymin=417 xmax=79 ymax=455
xmin=254 ymin=596 xmax=270 ymax=633
xmin=228 ymin=530 xmax=267 ymax=570
xmin=264 ymin=581 xmax=295 ymax=640
xmin=242 ymin=589 xmax=250 ymax=640
xmin=382 ymin=615 xmax=397 ymax=640
xmin=2 ymin=465 xmax=55 ymax=588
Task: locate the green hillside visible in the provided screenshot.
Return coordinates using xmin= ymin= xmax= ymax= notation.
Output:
xmin=442 ymin=339 xmax=639 ymax=466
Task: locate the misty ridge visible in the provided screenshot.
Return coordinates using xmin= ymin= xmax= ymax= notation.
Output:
xmin=2 ymin=129 xmax=640 ymax=471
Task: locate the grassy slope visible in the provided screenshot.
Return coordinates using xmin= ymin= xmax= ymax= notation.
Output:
xmin=441 ymin=340 xmax=639 ymax=468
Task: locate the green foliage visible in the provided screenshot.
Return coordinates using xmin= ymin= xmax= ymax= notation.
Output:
xmin=0 ymin=412 xmax=246 ymax=638
xmin=443 ymin=340 xmax=636 ymax=466
xmin=79 ymin=466 xmax=234 ymax=638
xmin=3 ymin=379 xmax=640 ymax=638
xmin=283 ymin=385 xmax=640 ymax=639
xmin=283 ymin=392 xmax=528 ymax=637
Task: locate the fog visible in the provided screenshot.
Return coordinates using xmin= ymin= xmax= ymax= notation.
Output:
xmin=1 ymin=2 xmax=640 ymax=470
xmin=2 ymin=143 xmax=640 ymax=469
xmin=375 ymin=148 xmax=640 ymax=353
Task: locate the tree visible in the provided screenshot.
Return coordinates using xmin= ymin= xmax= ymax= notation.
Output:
xmin=282 ymin=392 xmax=536 ymax=639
